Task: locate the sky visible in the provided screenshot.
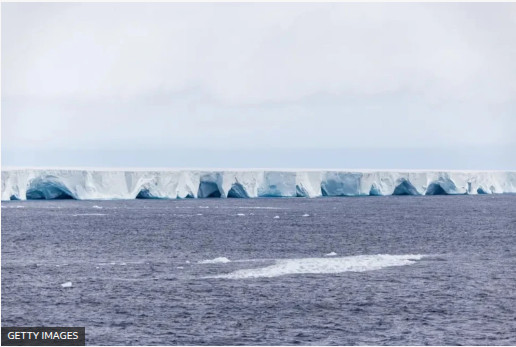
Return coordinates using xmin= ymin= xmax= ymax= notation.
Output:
xmin=2 ymin=2 xmax=516 ymax=169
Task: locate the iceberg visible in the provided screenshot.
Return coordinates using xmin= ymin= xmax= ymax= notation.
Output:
xmin=1 ymin=168 xmax=515 ymax=200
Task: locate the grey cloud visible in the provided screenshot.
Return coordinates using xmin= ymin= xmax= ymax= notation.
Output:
xmin=2 ymin=3 xmax=515 ymax=167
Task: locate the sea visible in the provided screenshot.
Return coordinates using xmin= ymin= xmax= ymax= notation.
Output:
xmin=2 ymin=195 xmax=516 ymax=345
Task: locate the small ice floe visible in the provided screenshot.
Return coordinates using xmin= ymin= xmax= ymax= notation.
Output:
xmin=198 ymin=257 xmax=231 ymax=264
xmin=177 ymin=266 xmax=184 ymax=269
xmin=120 ymin=262 xmax=127 ymax=266
xmin=61 ymin=281 xmax=72 ymax=288
xmin=185 ymin=260 xmax=191 ymax=264
xmin=302 ymin=214 xmax=310 ymax=217
xmin=274 ymin=216 xmax=280 ymax=219
xmin=196 ymin=213 xmax=203 ymax=216
xmin=206 ymin=254 xmax=424 ymax=279
xmin=237 ymin=213 xmax=245 ymax=216
xmin=92 ymin=205 xmax=103 ymax=209
xmin=324 ymin=252 xmax=338 ymax=257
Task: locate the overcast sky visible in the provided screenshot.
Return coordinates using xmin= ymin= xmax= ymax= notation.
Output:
xmin=2 ymin=3 xmax=515 ymax=169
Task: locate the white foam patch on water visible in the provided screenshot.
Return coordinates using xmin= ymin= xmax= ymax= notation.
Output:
xmin=236 ymin=213 xmax=245 ymax=216
xmin=274 ymin=215 xmax=280 ymax=219
xmin=198 ymin=257 xmax=231 ymax=264
xmin=92 ymin=205 xmax=103 ymax=209
xmin=324 ymin=252 xmax=338 ymax=257
xmin=207 ymin=254 xmax=423 ymax=279
xmin=302 ymin=213 xmax=310 ymax=217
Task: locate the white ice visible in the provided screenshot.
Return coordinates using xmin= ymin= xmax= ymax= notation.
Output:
xmin=2 ymin=168 xmax=515 ymax=200
xmin=207 ymin=254 xmax=423 ymax=279
xmin=198 ymin=257 xmax=231 ymax=264
xmin=61 ymin=281 xmax=72 ymax=288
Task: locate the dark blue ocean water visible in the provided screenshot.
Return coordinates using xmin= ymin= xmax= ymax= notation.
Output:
xmin=2 ymin=196 xmax=516 ymax=345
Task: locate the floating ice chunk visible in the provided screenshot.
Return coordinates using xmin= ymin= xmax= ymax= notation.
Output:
xmin=2 ymin=169 xmax=515 ymax=200
xmin=198 ymin=257 xmax=231 ymax=264
xmin=324 ymin=252 xmax=338 ymax=257
xmin=61 ymin=281 xmax=72 ymax=288
xmin=274 ymin=215 xmax=280 ymax=219
xmin=208 ymin=254 xmax=423 ymax=279
xmin=302 ymin=213 xmax=310 ymax=217
xmin=237 ymin=213 xmax=245 ymax=216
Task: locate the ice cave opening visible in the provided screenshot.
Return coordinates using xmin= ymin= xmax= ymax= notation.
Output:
xmin=136 ymin=189 xmax=156 ymax=199
xmin=393 ymin=180 xmax=419 ymax=195
xmin=425 ymin=182 xmax=448 ymax=195
xmin=26 ymin=178 xmax=74 ymax=200
xmin=227 ymin=183 xmax=249 ymax=198
xmin=296 ymin=185 xmax=308 ymax=197
xmin=197 ymin=182 xmax=222 ymax=198
xmin=369 ymin=185 xmax=381 ymax=196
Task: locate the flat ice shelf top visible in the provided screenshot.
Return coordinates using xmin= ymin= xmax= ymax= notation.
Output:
xmin=2 ymin=169 xmax=515 ymax=200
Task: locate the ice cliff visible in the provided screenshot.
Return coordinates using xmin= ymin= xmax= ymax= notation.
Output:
xmin=1 ymin=169 xmax=515 ymax=200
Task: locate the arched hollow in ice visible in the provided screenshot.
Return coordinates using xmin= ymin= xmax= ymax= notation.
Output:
xmin=296 ymin=185 xmax=308 ymax=197
xmin=136 ymin=188 xmax=160 ymax=199
xmin=227 ymin=183 xmax=249 ymax=198
xmin=477 ymin=187 xmax=488 ymax=194
xmin=393 ymin=179 xmax=420 ymax=196
xmin=425 ymin=182 xmax=448 ymax=195
xmin=369 ymin=184 xmax=381 ymax=196
xmin=198 ymin=181 xmax=222 ymax=198
xmin=26 ymin=176 xmax=74 ymax=200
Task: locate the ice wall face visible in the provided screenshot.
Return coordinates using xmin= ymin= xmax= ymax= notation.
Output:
xmin=1 ymin=169 xmax=515 ymax=200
